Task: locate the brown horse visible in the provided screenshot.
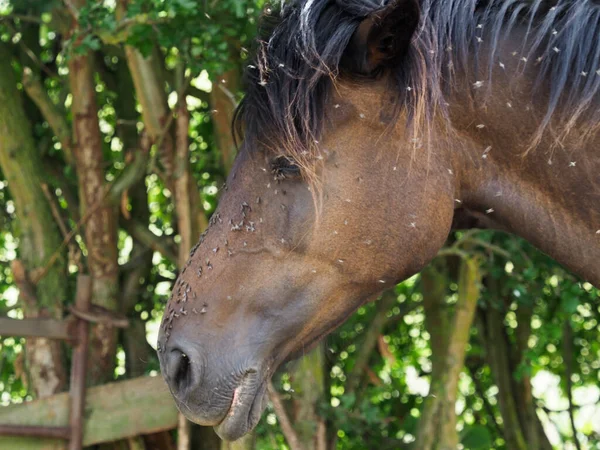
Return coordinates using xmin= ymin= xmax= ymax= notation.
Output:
xmin=158 ymin=0 xmax=600 ymax=441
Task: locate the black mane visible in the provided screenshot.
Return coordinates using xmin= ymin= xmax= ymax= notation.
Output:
xmin=234 ymin=0 xmax=600 ymax=164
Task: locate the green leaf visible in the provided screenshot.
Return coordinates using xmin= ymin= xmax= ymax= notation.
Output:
xmin=560 ymin=295 xmax=579 ymax=314
xmin=461 ymin=425 xmax=493 ymax=450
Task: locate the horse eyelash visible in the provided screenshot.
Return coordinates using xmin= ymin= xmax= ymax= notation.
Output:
xmin=270 ymin=155 xmax=301 ymax=180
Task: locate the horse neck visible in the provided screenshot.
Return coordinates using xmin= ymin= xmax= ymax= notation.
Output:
xmin=449 ymin=86 xmax=600 ymax=286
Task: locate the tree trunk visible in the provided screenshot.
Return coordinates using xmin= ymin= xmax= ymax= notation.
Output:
xmin=478 ymin=282 xmax=552 ymax=450
xmin=290 ymin=344 xmax=327 ymax=450
xmin=415 ymin=257 xmax=481 ymax=450
xmin=67 ymin=28 xmax=119 ymax=385
xmin=210 ymin=69 xmax=239 ymax=174
xmin=479 ymin=305 xmax=528 ymax=450
xmin=0 ymin=43 xmax=68 ymax=399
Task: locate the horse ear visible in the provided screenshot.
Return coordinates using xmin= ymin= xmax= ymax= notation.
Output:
xmin=343 ymin=0 xmax=420 ymax=75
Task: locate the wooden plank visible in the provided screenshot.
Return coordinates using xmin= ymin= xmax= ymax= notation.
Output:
xmin=0 ymin=317 xmax=72 ymax=340
xmin=0 ymin=376 xmax=178 ymax=450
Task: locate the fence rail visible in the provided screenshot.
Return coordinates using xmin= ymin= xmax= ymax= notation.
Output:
xmin=0 ymin=274 xmax=144 ymax=450
xmin=0 ymin=376 xmax=177 ymax=449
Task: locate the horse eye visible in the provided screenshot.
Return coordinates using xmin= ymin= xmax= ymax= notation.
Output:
xmin=270 ymin=156 xmax=301 ymax=180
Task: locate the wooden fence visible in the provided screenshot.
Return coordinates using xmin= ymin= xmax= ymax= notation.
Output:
xmin=0 ymin=274 xmax=175 ymax=449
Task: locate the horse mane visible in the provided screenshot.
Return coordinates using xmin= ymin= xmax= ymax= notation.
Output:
xmin=234 ymin=0 xmax=600 ymax=169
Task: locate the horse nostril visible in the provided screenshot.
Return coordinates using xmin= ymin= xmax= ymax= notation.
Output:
xmin=166 ymin=349 xmax=192 ymax=393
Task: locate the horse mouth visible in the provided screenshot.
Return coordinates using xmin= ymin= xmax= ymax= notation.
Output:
xmin=214 ymin=375 xmax=268 ymax=441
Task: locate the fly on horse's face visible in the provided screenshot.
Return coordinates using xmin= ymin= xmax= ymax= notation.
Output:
xmin=158 ymin=0 xmax=600 ymax=441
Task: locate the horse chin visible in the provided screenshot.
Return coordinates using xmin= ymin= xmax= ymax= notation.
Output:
xmin=214 ymin=379 xmax=268 ymax=441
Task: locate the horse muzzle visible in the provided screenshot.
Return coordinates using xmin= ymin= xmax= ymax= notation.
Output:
xmin=158 ymin=333 xmax=270 ymax=441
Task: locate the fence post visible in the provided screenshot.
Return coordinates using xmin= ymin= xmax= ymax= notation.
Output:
xmin=68 ymin=275 xmax=92 ymax=450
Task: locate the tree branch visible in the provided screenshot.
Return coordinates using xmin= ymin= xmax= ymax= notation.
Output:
xmin=96 ymin=16 xmax=169 ymax=45
xmin=62 ymin=0 xmax=79 ymax=19
xmin=563 ymin=320 xmax=582 ymax=450
xmin=122 ymin=220 xmax=178 ymax=263
xmin=267 ymin=382 xmax=306 ymax=450
xmin=465 ymin=363 xmax=504 ymax=440
xmin=109 ymin=147 xmax=150 ymax=205
xmin=186 ymin=85 xmax=210 ymax=104
xmin=41 ymin=183 xmax=84 ymax=272
xmin=346 ymin=289 xmax=397 ymax=394
xmin=477 ymin=298 xmax=528 ymax=450
xmin=0 ymin=14 xmax=44 ymax=24
xmin=22 ymin=67 xmax=74 ymax=166
xmin=32 ymin=185 xmax=111 ymax=284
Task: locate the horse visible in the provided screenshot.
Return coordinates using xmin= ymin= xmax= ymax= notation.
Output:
xmin=158 ymin=0 xmax=600 ymax=441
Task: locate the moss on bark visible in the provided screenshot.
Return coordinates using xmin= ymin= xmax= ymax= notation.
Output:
xmin=0 ymin=43 xmax=68 ymax=399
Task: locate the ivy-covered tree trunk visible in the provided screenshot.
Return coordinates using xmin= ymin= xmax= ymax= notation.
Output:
xmin=0 ymin=43 xmax=68 ymax=399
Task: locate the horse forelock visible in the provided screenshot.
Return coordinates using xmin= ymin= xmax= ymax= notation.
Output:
xmin=234 ymin=0 xmax=600 ymax=168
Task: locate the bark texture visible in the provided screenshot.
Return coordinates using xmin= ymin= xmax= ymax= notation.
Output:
xmin=415 ymin=258 xmax=482 ymax=450
xmin=67 ymin=29 xmax=119 ymax=385
xmin=290 ymin=344 xmax=327 ymax=450
xmin=0 ymin=43 xmax=68 ymax=399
